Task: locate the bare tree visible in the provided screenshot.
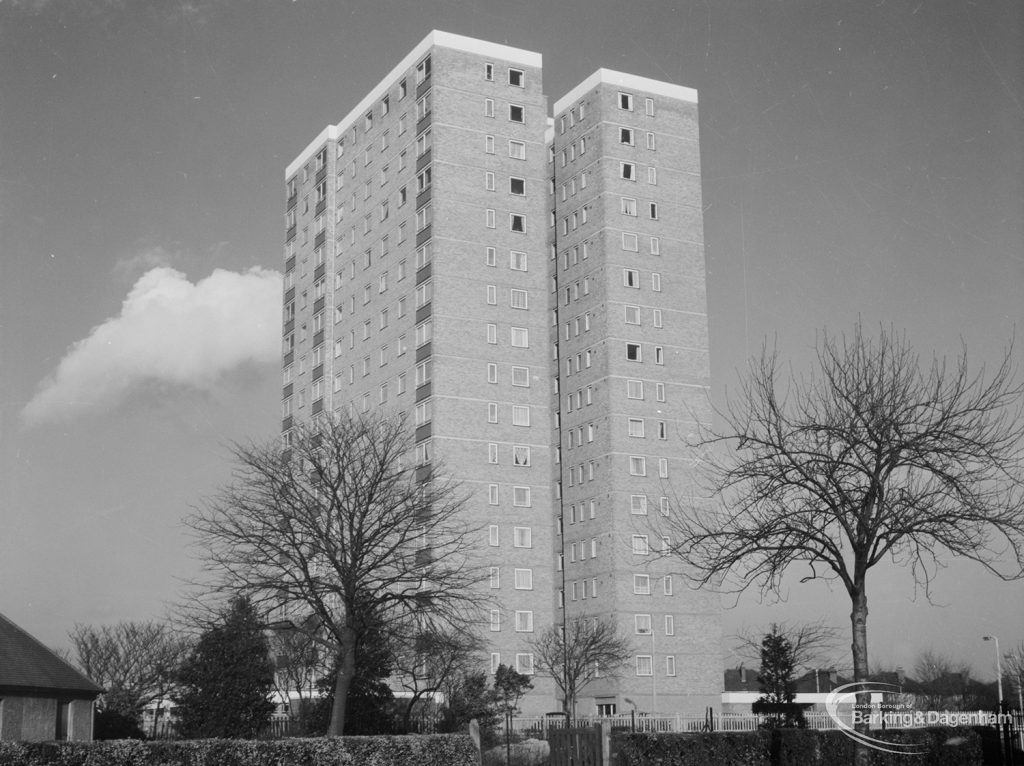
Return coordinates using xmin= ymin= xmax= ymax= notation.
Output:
xmin=671 ymin=324 xmax=1024 ymax=764
xmin=913 ymin=648 xmax=974 ymax=711
xmin=185 ymin=412 xmax=482 ymax=736
xmin=267 ymin=617 xmax=328 ymax=729
xmin=1003 ymin=642 xmax=1024 ymax=712
xmin=68 ymin=621 xmax=190 ymax=725
xmin=390 ymin=626 xmax=483 ymax=732
xmin=732 ymin=620 xmax=840 ymax=673
xmin=530 ymin=615 xmax=632 ymax=721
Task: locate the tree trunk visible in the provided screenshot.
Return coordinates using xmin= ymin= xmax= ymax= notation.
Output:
xmin=850 ymin=584 xmax=870 ymax=766
xmin=328 ymin=630 xmax=356 ymax=737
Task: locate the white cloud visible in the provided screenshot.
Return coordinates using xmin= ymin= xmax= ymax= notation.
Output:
xmin=23 ymin=266 xmax=281 ymax=426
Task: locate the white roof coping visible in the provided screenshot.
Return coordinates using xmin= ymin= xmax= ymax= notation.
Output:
xmin=553 ymin=68 xmax=698 ymax=115
xmin=286 ymin=31 xmax=542 ymax=178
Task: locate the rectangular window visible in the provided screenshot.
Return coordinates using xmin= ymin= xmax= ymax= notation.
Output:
xmin=485 ymin=171 xmax=495 ymax=191
xmin=484 ymin=62 xmax=493 ymax=80
xmin=489 ymin=567 xmax=500 ymax=589
xmin=487 ymin=402 xmax=498 ymax=423
xmin=632 ymin=535 xmax=649 ymax=555
xmin=629 ymin=456 xmax=646 ymax=476
xmin=514 ymin=611 xmax=534 ymax=631
xmin=489 ymin=484 xmax=499 ymax=505
xmin=646 ymin=131 xmax=656 ymax=150
xmin=664 ymin=575 xmax=674 ymax=595
xmin=645 ymin=97 xmax=655 ymax=115
xmin=484 ymin=98 xmax=494 ymax=117
xmin=485 ymin=134 xmax=495 ymax=154
xmin=509 ymin=176 xmax=525 ymax=195
xmin=630 ymin=494 xmax=648 ymax=515
xmin=415 ymin=320 xmax=432 ymax=347
xmin=620 ymin=162 xmax=635 ymax=180
xmin=666 ymin=656 xmax=677 ymax=676
xmin=636 ymin=655 xmax=652 ymax=676
xmin=652 ymin=272 xmax=662 ymax=291
xmin=656 ymin=382 xmax=666 ymax=401
xmin=512 ymin=486 xmax=531 ymax=507
xmin=510 ymin=289 xmax=528 ymax=309
xmin=635 ymin=614 xmax=652 ymax=635
xmin=625 ymin=305 xmax=641 ymax=325
xmin=659 ymin=458 xmax=669 ymax=478
xmin=510 ymin=250 xmax=527 ymax=271
xmin=511 ymin=366 xmax=529 ymax=387
xmin=619 ymin=126 xmax=634 ymax=145
xmin=516 ymin=653 xmax=534 ymax=675
xmin=621 ymin=197 xmax=637 ymax=216
xmin=510 ymin=327 xmax=529 ymax=347
xmin=623 ymin=268 xmax=639 ymax=287
xmin=509 ymin=140 xmax=526 ymax=159
xmin=486 ymin=284 xmax=497 ymax=304
xmin=649 ymin=202 xmax=658 ymax=219
xmin=633 ymin=574 xmax=650 ymax=595
xmin=508 ymin=68 xmax=524 ymax=87
xmin=488 ymin=443 xmax=499 ymax=464
xmin=487 ymin=363 xmax=498 ymax=383
xmin=648 ymin=167 xmax=658 ymax=185
xmin=619 ymin=92 xmax=633 ymax=110
xmin=622 ymin=232 xmax=639 ymax=251
xmin=665 ymin=615 xmax=675 ymax=635
xmin=627 ymin=379 xmax=644 ymax=399
xmin=626 ymin=343 xmax=642 ymax=362
xmin=489 ymin=525 xmax=499 ymax=546
xmin=512 ymin=405 xmax=530 ymax=426
xmin=487 ymin=324 xmax=497 ymax=344
xmin=490 ymin=609 xmax=501 ymax=631
xmin=486 ymin=209 xmax=496 ymax=228
xmin=650 ymin=236 xmax=661 ymax=255
xmin=653 ymin=309 xmax=664 ymax=328
xmin=415 ymin=359 xmax=432 ymax=386
xmin=628 ymin=418 xmax=645 ymax=437
xmin=514 ymin=569 xmax=533 ymax=590
xmin=513 ymin=526 xmax=532 ymax=547
xmin=508 ymin=104 xmax=524 ymax=123
xmin=510 ymin=213 xmax=525 ymax=232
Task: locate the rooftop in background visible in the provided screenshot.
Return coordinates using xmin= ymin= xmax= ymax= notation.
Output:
xmin=0 ymin=612 xmax=103 ymax=696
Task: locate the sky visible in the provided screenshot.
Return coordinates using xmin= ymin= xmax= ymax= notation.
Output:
xmin=1 ymin=0 xmax=1021 ymax=683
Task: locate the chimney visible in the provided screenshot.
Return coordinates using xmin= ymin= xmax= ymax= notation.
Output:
xmin=740 ymin=663 xmax=747 ymax=684
xmin=896 ymin=666 xmax=905 ymax=685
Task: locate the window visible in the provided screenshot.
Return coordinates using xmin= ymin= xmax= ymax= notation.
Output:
xmin=659 ymin=458 xmax=669 ymax=478
xmin=635 ymin=655 xmax=653 ymax=677
xmin=509 ymin=140 xmax=526 ymax=159
xmin=489 ymin=567 xmax=500 ymax=588
xmin=512 ymin=486 xmax=531 ymax=507
xmin=488 ymin=443 xmax=499 ymax=464
xmin=485 ymin=171 xmax=495 ymax=191
xmin=663 ymin=575 xmax=674 ymax=595
xmin=652 ymin=272 xmax=662 ymax=291
xmin=490 ymin=609 xmax=501 ymax=631
xmin=415 ymin=320 xmax=432 ymax=347
xmin=630 ymin=494 xmax=648 ymax=515
xmin=514 ymin=569 xmax=533 ymax=590
xmin=487 ymin=363 xmax=499 ymax=384
xmin=626 ymin=343 xmax=642 ymax=362
xmin=508 ymin=68 xmax=524 ymax=86
xmin=511 ymin=366 xmax=530 ymax=387
xmin=416 ymin=129 xmax=431 ymax=156
xmin=619 ymin=92 xmax=633 ymax=110
xmin=621 ymin=197 xmax=637 ymax=216
xmin=515 ymin=653 xmax=534 ymax=675
xmin=484 ymin=97 xmax=494 ymax=117
xmin=513 ymin=526 xmax=532 ymax=547
xmin=631 ymin=535 xmax=649 ymax=555
xmin=487 ymin=324 xmax=497 ymax=344
xmin=486 ymin=246 xmax=497 ymax=267
xmin=635 ymin=614 xmax=652 ymax=635
xmin=510 ymin=327 xmax=529 ymax=347
xmin=623 ymin=268 xmax=639 ymax=288
xmin=620 ymin=162 xmax=636 ymax=180
xmin=626 ymin=379 xmax=644 ymax=399
xmin=622 ymin=232 xmax=639 ymax=251
xmin=653 ymin=309 xmax=663 ymax=328
xmin=629 ymin=456 xmax=646 ymax=476
xmin=512 ymin=405 xmax=530 ymax=426
xmin=649 ymin=202 xmax=658 ymax=219
xmin=489 ymin=484 xmax=499 ymax=505
xmin=510 ymin=289 xmax=528 ymax=309
xmin=510 ymin=250 xmax=527 ymax=270
xmin=484 ymin=62 xmax=494 ymax=80
xmin=415 ymin=359 xmax=432 ymax=386
xmin=650 ymin=236 xmax=661 ymax=255
xmin=648 ymin=167 xmax=658 ymax=185
xmin=645 ymin=97 xmax=655 ymax=115
xmin=628 ymin=418 xmax=645 ymax=438
xmin=625 ymin=305 xmax=641 ymax=325
xmin=415 ymin=439 xmax=431 ymax=465
xmin=510 ymin=213 xmax=525 ymax=232
xmin=509 ymin=176 xmax=525 ymax=195
xmin=485 ymin=134 xmax=495 ymax=153
xmin=619 ymin=126 xmax=634 ymax=145
xmin=654 ymin=346 xmax=664 ymax=365
xmin=489 ymin=525 xmax=499 ymax=546
xmin=633 ymin=574 xmax=651 ymax=595
xmin=415 ymin=56 xmax=431 ymax=83
xmin=486 ymin=284 xmax=497 ymax=304
xmin=515 ymin=611 xmax=534 ymax=632
xmin=416 ymin=204 xmax=432 ymax=231
xmin=487 ymin=402 xmax=498 ymax=423
xmin=509 ymin=104 xmax=524 ymax=123
xmin=486 ymin=209 xmax=496 ymax=228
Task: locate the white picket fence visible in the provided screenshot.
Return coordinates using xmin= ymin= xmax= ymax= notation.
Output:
xmin=510 ymin=711 xmax=853 ymax=735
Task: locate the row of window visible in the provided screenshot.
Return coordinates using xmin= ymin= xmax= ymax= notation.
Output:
xmin=483 ymin=63 xmax=525 ymax=87
xmin=483 ymin=98 xmax=527 ymax=123
xmin=625 ymin=342 xmax=666 ymax=365
xmin=491 ymin=652 xmax=534 ymax=676
xmin=631 ymin=534 xmax=671 ymax=555
xmin=487 ymin=567 xmax=534 ymax=590
xmin=636 ymin=655 xmax=677 ymax=677
xmin=485 ymin=172 xmax=527 ymax=195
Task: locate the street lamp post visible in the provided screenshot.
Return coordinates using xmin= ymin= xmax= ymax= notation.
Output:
xmin=982 ymin=636 xmax=1004 ymax=708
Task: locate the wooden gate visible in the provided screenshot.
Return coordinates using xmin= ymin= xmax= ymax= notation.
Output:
xmin=549 ymin=724 xmax=606 ymax=766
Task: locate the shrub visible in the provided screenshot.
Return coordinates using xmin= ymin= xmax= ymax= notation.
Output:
xmin=0 ymin=734 xmax=477 ymax=766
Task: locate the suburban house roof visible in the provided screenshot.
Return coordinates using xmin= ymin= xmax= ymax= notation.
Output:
xmin=0 ymin=612 xmax=102 ymax=697
xmin=723 ymin=666 xmax=851 ymax=694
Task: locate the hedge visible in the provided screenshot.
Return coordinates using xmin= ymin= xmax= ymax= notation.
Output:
xmin=614 ymin=727 xmax=983 ymax=766
xmin=0 ymin=734 xmax=478 ymax=766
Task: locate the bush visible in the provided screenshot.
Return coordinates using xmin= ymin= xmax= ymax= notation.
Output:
xmin=0 ymin=734 xmax=478 ymax=766
xmin=613 ymin=727 xmax=983 ymax=766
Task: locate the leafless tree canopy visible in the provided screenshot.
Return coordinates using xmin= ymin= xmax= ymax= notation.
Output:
xmin=529 ymin=615 xmax=632 ymax=720
xmin=185 ymin=412 xmax=482 ymax=735
xmin=68 ymin=621 xmax=190 ymax=715
xmin=732 ymin=620 xmax=840 ymax=672
xmin=671 ymin=323 xmax=1024 ymax=761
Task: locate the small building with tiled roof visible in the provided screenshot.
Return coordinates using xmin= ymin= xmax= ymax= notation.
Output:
xmin=0 ymin=612 xmax=103 ymax=741
xmin=722 ymin=665 xmax=851 ymax=714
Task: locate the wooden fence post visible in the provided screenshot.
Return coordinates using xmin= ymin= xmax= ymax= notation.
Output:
xmin=601 ymin=721 xmax=611 ymax=766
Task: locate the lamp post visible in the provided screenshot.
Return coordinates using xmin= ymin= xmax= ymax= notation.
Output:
xmin=982 ymin=635 xmax=1004 ymax=708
